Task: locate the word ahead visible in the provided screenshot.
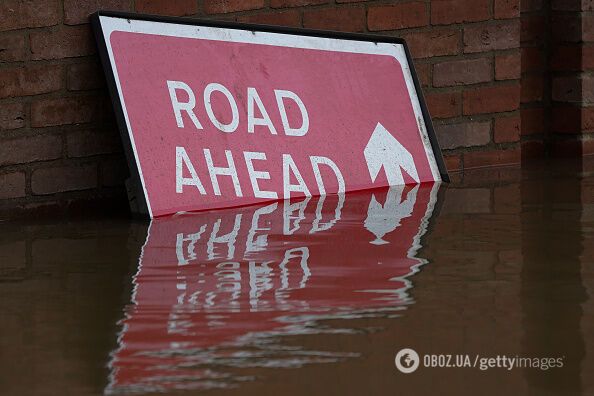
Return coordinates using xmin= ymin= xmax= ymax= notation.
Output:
xmin=93 ymin=12 xmax=447 ymax=217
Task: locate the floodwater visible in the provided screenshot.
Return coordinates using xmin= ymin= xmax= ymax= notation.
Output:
xmin=1 ymin=159 xmax=594 ymax=396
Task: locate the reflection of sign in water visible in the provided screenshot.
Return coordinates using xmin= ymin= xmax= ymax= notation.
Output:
xmin=93 ymin=13 xmax=447 ymax=217
xmin=106 ymin=183 xmax=439 ymax=393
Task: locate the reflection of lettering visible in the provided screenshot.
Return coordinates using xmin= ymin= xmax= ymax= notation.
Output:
xmin=283 ymin=198 xmax=311 ymax=235
xmin=245 ymin=202 xmax=277 ymax=256
xmin=311 ymin=194 xmax=344 ymax=234
xmin=365 ymin=185 xmax=419 ymax=245
xmin=176 ymin=224 xmax=207 ymax=265
xmin=207 ymin=215 xmax=242 ymax=260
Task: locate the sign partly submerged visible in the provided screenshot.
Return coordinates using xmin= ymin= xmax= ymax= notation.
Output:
xmin=92 ymin=11 xmax=448 ymax=218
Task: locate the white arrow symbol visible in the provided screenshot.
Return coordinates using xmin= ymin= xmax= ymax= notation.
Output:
xmin=364 ymin=123 xmax=419 ymax=185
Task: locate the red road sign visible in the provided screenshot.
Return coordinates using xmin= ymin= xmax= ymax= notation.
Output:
xmin=93 ymin=12 xmax=447 ymax=218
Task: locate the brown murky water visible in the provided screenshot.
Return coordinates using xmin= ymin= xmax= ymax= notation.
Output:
xmin=1 ymin=159 xmax=594 ymax=396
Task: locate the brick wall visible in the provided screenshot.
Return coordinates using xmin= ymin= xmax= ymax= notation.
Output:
xmin=0 ymin=0 xmax=552 ymax=217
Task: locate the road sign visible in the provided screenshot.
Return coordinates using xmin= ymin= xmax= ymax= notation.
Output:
xmin=92 ymin=12 xmax=448 ymax=218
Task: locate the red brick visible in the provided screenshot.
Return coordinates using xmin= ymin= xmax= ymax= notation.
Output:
xmin=583 ymin=75 xmax=594 ymax=103
xmin=31 ymin=164 xmax=97 ymax=195
xmin=551 ymin=14 xmax=583 ymax=42
xmin=583 ymin=106 xmax=594 ymax=130
xmin=67 ymin=130 xmax=122 ymax=157
xmin=238 ymin=10 xmax=301 ymax=27
xmin=583 ymin=14 xmax=594 ymax=41
xmin=521 ymin=47 xmax=543 ymax=72
xmin=135 ymin=0 xmax=196 ymax=16
xmin=550 ymin=45 xmax=582 ymax=71
xmin=403 ymin=29 xmax=460 ymax=59
xmin=303 ymin=7 xmax=365 ymax=32
xmin=31 ymin=96 xmax=107 ymax=127
xmin=0 ymin=64 xmax=62 ymax=99
xmin=0 ymin=103 xmax=25 ymax=130
xmin=464 ymin=21 xmax=520 ymax=53
xmin=551 ymin=0 xmax=584 ymax=10
xmin=495 ymin=52 xmax=521 ymax=80
xmin=0 ymin=172 xmax=26 ymax=200
xmin=30 ymin=26 xmax=95 ymax=60
xmin=368 ymin=2 xmax=428 ymax=31
xmin=521 ymin=0 xmax=543 ymax=11
xmin=431 ymin=0 xmax=490 ymax=25
xmin=204 ymin=0 xmax=264 ymax=14
xmin=64 ymin=0 xmax=131 ymax=25
xmin=444 ymin=154 xmax=462 ymax=171
xmin=67 ymin=63 xmax=105 ymax=91
xmin=583 ymin=45 xmax=594 ymax=69
xmin=435 ymin=121 xmax=491 ymax=149
xmin=415 ymin=62 xmax=431 ymax=87
xmin=552 ymin=76 xmax=581 ymax=102
xmin=463 ymin=84 xmax=521 ymax=114
xmin=271 ymin=0 xmax=327 ymax=7
xmin=522 ymin=140 xmax=546 ymax=158
xmin=464 ymin=147 xmax=521 ymax=168
xmin=495 ymin=0 xmax=520 ymax=18
xmin=100 ymin=159 xmax=127 ymax=187
xmin=521 ymin=14 xmax=546 ymax=42
xmin=520 ymin=107 xmax=544 ymax=135
xmin=426 ymin=91 xmax=462 ymax=118
xmin=0 ymin=134 xmax=62 ymax=166
xmin=0 ymin=32 xmax=27 ymax=62
xmin=0 ymin=0 xmax=59 ymax=32
xmin=433 ymin=57 xmax=492 ymax=87
xmin=521 ymin=74 xmax=544 ymax=102
xmin=552 ymin=105 xmax=581 ymax=133
xmin=494 ymin=115 xmax=521 ymax=142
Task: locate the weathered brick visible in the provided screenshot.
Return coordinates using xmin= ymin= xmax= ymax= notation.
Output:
xmin=521 ymin=14 xmax=546 ymax=42
xmin=494 ymin=184 xmax=520 ymax=213
xmin=522 ymin=139 xmax=546 ymax=158
xmin=495 ymin=52 xmax=521 ymax=80
xmin=551 ymin=105 xmax=581 ymax=133
xmin=520 ymin=107 xmax=544 ymax=135
xmin=67 ymin=130 xmax=122 ymax=157
xmin=495 ymin=0 xmax=520 ymax=19
xmin=0 ymin=32 xmax=27 ymax=62
xmin=431 ymin=0 xmax=490 ymax=25
xmin=100 ymin=159 xmax=127 ymax=187
xmin=521 ymin=47 xmax=543 ymax=72
xmin=521 ymin=0 xmax=543 ymax=11
xmin=433 ymin=57 xmax=493 ymax=87
xmin=551 ymin=0 xmax=584 ymax=10
xmin=521 ymin=74 xmax=544 ymax=102
xmin=463 ymin=84 xmax=521 ymax=114
xmin=0 ymin=172 xmax=26 ymax=200
xmin=0 ymin=64 xmax=62 ymax=99
xmin=135 ymin=0 xmax=196 ymax=16
xmin=552 ymin=76 xmax=581 ymax=102
xmin=403 ymin=29 xmax=460 ymax=59
xmin=0 ymin=103 xmax=25 ymax=130
xmin=464 ymin=20 xmax=520 ymax=53
xmin=550 ymin=45 xmax=582 ymax=71
xmin=583 ymin=45 xmax=594 ymax=69
xmin=0 ymin=134 xmax=62 ymax=166
xmin=0 ymin=0 xmax=59 ymax=32
xmin=30 ymin=26 xmax=95 ymax=60
xmin=582 ymin=13 xmax=594 ymax=41
xmin=415 ymin=62 xmax=431 ymax=87
xmin=464 ymin=147 xmax=521 ymax=168
xmin=368 ymin=2 xmax=428 ymax=31
xmin=64 ymin=0 xmax=131 ymax=25
xmin=303 ymin=7 xmax=365 ymax=32
xmin=271 ymin=0 xmax=327 ymax=7
xmin=426 ymin=91 xmax=462 ymax=118
xmin=494 ymin=115 xmax=521 ymax=142
xmin=435 ymin=121 xmax=491 ymax=149
xmin=444 ymin=154 xmax=462 ymax=171
xmin=238 ymin=10 xmax=301 ymax=26
xmin=31 ymin=96 xmax=107 ymax=127
xmin=204 ymin=0 xmax=264 ymax=14
xmin=31 ymin=164 xmax=97 ymax=195
xmin=551 ymin=14 xmax=582 ymax=42
xmin=67 ymin=62 xmax=105 ymax=91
